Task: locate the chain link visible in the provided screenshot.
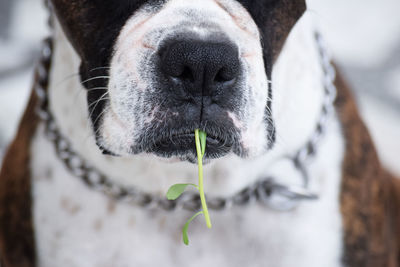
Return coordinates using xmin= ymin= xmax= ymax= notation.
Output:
xmin=296 ymin=33 xmax=337 ymax=164
xmin=33 ymin=32 xmax=335 ymax=212
xmin=291 ymin=33 xmax=338 ymax=188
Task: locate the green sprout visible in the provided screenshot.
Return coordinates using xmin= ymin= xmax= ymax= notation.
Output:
xmin=166 ymin=129 xmax=212 ymax=245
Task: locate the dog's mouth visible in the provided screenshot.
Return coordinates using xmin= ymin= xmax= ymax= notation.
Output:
xmin=131 ymin=126 xmax=241 ymax=163
xmin=147 ymin=132 xmax=232 ymax=162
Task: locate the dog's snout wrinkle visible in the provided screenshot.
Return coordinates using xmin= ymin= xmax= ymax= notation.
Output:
xmin=213 ymin=0 xmax=259 ymax=39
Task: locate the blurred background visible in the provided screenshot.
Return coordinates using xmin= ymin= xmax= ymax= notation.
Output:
xmin=0 ymin=0 xmax=399 ymax=174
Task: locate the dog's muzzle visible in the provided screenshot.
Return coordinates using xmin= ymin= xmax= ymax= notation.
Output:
xmin=139 ymin=38 xmax=242 ymax=159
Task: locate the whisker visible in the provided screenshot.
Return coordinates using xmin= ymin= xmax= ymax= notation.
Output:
xmin=81 ymin=76 xmax=110 ymax=85
xmin=87 ymin=93 xmax=109 ymax=110
xmin=53 ymin=66 xmax=111 ymax=88
xmin=89 ymin=66 xmax=111 ymax=72
xmin=92 ymin=107 xmax=110 ymax=128
xmin=74 ymin=87 xmax=108 ymax=101
xmin=54 ymin=72 xmax=80 ymax=87
xmin=92 ymin=120 xmax=105 ymax=139
xmin=82 ymin=118 xmax=105 ymax=148
xmin=86 ymin=87 xmax=109 ymax=93
xmin=88 ymin=93 xmax=110 ymax=120
xmin=84 ymin=115 xmax=105 ymax=145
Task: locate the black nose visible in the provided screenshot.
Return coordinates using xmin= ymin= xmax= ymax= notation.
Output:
xmin=160 ymin=40 xmax=240 ymax=97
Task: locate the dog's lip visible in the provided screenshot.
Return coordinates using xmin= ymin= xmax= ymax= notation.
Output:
xmin=152 ymin=132 xmax=228 ymax=149
xmin=146 ymin=131 xmax=232 ymax=159
xmin=171 ymin=132 xmax=223 ymax=146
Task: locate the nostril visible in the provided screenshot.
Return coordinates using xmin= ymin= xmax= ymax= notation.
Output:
xmin=214 ymin=70 xmax=228 ymax=83
xmin=178 ymin=66 xmax=195 ymax=83
xmin=214 ymin=67 xmax=237 ymax=83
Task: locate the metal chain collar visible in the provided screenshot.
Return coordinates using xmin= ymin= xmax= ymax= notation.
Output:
xmin=33 ymin=32 xmax=336 ymax=212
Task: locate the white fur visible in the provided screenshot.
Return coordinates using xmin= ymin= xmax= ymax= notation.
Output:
xmin=31 ymin=11 xmax=345 ymax=267
xmin=101 ymin=0 xmax=270 ymax=156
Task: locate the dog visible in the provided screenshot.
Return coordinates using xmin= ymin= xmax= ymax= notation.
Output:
xmin=1 ymin=0 xmax=399 ymax=266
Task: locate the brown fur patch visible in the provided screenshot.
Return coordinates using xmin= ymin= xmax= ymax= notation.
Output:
xmin=265 ymin=0 xmax=306 ymax=62
xmin=0 ymin=90 xmax=39 ymax=267
xmin=335 ymin=71 xmax=400 ymax=266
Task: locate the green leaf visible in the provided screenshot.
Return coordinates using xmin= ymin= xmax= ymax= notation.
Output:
xmin=182 ymin=211 xmax=203 ymax=245
xmin=166 ymin=184 xmax=197 ymax=200
xmin=199 ymin=130 xmax=207 ymax=157
xmin=166 ymin=184 xmax=189 ymax=200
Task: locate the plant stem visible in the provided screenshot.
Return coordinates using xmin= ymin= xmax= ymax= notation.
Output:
xmin=182 ymin=211 xmax=204 ymax=245
xmin=195 ymin=129 xmax=212 ymax=229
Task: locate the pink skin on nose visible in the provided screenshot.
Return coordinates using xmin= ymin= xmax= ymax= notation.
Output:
xmin=227 ymin=111 xmax=244 ymax=130
xmin=227 ymin=111 xmax=256 ymax=151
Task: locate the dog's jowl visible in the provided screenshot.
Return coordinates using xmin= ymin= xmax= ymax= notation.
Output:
xmin=0 ymin=1 xmax=399 ymax=267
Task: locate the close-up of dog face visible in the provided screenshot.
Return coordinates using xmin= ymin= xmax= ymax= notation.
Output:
xmin=50 ymin=0 xmax=306 ymax=162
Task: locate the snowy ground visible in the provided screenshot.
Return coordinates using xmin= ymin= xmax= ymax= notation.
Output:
xmin=0 ymin=0 xmax=399 ymax=174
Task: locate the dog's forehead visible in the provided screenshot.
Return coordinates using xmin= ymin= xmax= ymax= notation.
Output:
xmin=50 ymin=0 xmax=305 ymax=66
